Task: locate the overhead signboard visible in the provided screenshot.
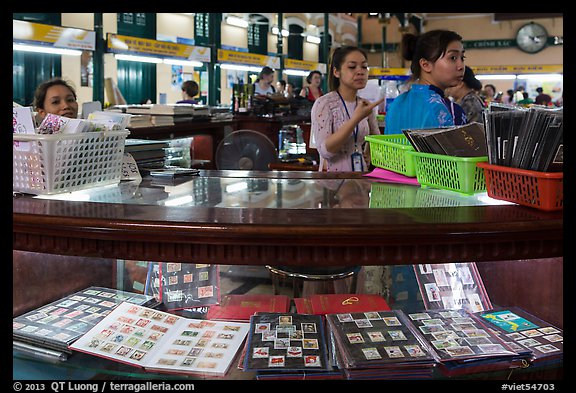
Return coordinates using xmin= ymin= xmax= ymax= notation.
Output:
xmin=217 ymin=49 xmax=280 ymax=69
xmin=471 ymin=64 xmax=563 ymax=74
xmin=13 ymin=19 xmax=95 ymax=51
xmin=368 ymin=67 xmax=411 ymax=77
xmin=284 ymin=59 xmax=326 ymax=74
xmin=107 ymin=33 xmax=211 ymax=62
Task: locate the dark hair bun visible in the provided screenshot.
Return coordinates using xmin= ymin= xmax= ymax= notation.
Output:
xmin=401 ymin=33 xmax=419 ymax=61
xmin=463 ymin=66 xmax=482 ymax=91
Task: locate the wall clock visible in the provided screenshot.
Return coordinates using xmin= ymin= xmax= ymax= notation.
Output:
xmin=516 ymin=22 xmax=548 ymax=53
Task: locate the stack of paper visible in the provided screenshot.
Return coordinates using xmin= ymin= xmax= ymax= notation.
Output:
xmin=403 ymin=122 xmax=488 ymax=157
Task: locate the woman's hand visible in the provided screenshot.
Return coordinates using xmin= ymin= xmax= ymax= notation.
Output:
xmin=352 ymin=97 xmax=385 ymax=122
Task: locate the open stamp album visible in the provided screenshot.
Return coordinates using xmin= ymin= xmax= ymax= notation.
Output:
xmin=69 ymin=302 xmax=249 ymax=377
xmin=13 ymin=286 xmax=157 ymax=355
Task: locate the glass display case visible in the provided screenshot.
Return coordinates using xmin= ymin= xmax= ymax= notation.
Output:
xmin=13 ymin=170 xmax=563 ymax=380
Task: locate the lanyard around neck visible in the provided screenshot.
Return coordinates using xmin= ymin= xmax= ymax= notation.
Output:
xmin=336 ymin=91 xmax=359 ymax=146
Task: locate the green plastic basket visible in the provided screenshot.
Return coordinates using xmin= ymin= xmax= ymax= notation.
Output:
xmin=365 ymin=134 xmax=416 ymax=177
xmin=409 ymin=151 xmax=487 ymax=194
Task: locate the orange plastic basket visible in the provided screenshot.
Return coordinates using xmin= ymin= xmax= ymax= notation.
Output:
xmin=477 ymin=162 xmax=563 ymax=211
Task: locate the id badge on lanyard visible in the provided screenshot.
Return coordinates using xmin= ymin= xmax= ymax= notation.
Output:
xmin=337 ymin=92 xmax=364 ymax=172
xmin=351 ymin=151 xmax=364 ymax=172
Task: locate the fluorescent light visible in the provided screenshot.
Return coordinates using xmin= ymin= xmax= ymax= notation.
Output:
xmin=306 ymin=35 xmax=321 ymax=44
xmin=13 ymin=43 xmax=82 ymax=56
xmin=115 ymin=54 xmax=162 ymax=64
xmin=226 ymin=16 xmax=248 ymax=28
xmin=225 ymin=181 xmax=248 ymax=193
xmin=283 ymin=69 xmax=310 ymax=77
xmin=476 ymin=74 xmax=517 ymax=80
xmin=271 ymin=26 xmax=289 ymax=37
xmin=164 ymin=195 xmax=194 ymax=206
xmin=220 ymin=63 xmax=263 ymax=72
xmin=163 ymin=58 xmax=203 ymax=67
xmin=517 ymin=73 xmax=563 ymax=81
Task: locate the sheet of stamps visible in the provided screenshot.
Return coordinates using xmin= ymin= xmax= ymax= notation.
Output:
xmin=243 ymin=313 xmax=330 ymax=371
xmin=478 ymin=307 xmax=563 ymax=362
xmin=406 ymin=308 xmax=517 ymax=362
xmin=325 ymin=310 xmax=435 ymax=369
xmin=414 ymin=263 xmax=492 ymax=312
xmin=146 ymin=262 xmax=219 ymax=310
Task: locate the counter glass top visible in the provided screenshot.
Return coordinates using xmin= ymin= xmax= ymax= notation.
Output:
xmin=30 ymin=170 xmax=510 ymax=210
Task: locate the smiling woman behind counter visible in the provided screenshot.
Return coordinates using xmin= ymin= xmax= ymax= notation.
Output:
xmin=33 ymin=77 xmax=79 ymax=120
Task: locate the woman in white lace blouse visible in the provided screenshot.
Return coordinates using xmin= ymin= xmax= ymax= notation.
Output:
xmin=311 ymin=46 xmax=384 ymax=172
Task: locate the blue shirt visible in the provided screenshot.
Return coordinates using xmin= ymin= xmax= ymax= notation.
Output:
xmin=384 ymin=84 xmax=466 ymax=135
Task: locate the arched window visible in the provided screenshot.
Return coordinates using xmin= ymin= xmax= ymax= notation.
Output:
xmin=248 ymin=14 xmax=269 ymax=55
xmin=287 ymin=24 xmax=304 ymax=60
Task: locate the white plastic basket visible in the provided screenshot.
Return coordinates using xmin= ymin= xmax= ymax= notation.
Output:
xmin=13 ymin=130 xmax=130 ymax=195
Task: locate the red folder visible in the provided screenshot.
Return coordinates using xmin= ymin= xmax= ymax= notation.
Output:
xmin=294 ymin=294 xmax=391 ymax=315
xmin=206 ymin=294 xmax=290 ymax=322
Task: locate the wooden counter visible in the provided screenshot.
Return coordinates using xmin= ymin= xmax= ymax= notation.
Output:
xmin=13 ymin=170 xmax=562 ymax=266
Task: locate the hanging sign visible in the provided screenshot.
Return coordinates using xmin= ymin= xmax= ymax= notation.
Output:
xmin=284 ymin=59 xmax=326 ymax=74
xmin=368 ymin=67 xmax=410 ymax=77
xmin=107 ymin=33 xmax=210 ymax=62
xmin=217 ymin=49 xmax=280 ymax=68
xmin=13 ymin=19 xmax=95 ymax=51
xmin=470 ymin=64 xmax=563 ymax=74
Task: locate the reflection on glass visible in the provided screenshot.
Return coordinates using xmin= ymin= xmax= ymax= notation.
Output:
xmin=33 ymin=175 xmax=511 ymax=209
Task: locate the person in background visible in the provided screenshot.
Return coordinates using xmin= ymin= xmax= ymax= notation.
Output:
xmin=276 ymin=79 xmax=291 ymax=98
xmin=514 ymin=85 xmax=525 ymax=103
xmin=534 ymin=87 xmax=552 ymax=106
xmin=517 ymin=91 xmax=534 ymax=106
xmin=482 ymin=83 xmax=498 ymax=105
xmin=33 ymin=77 xmax=79 ymax=120
xmin=384 ymin=29 xmax=467 ymax=135
xmin=554 ymin=92 xmax=563 ymax=107
xmin=311 ymin=46 xmax=384 ymax=172
xmin=253 ymin=66 xmax=276 ymax=95
xmin=445 ymin=66 xmax=486 ymax=123
xmin=176 ymin=80 xmax=199 ymax=104
xmin=300 ymin=70 xmax=324 ymax=103
xmin=502 ymin=89 xmax=515 ymax=105
xmin=286 ymin=82 xmax=296 ymax=98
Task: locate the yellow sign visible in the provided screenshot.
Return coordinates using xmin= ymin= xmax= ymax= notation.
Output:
xmin=471 ymin=65 xmax=563 ymax=74
xmin=218 ymin=49 xmax=280 ymax=68
xmin=285 ymin=58 xmax=326 ymax=73
xmin=107 ymin=34 xmax=211 ymax=62
xmin=368 ymin=67 xmax=411 ymax=77
xmin=13 ymin=19 xmax=95 ymax=51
